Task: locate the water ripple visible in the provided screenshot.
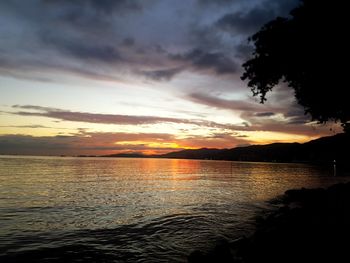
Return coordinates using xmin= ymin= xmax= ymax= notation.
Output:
xmin=1 ymin=156 xmax=348 ymax=262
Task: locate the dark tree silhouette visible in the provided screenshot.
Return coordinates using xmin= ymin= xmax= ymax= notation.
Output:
xmin=241 ymin=0 xmax=349 ymax=131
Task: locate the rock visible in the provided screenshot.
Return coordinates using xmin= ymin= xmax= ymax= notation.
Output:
xmin=188 ymin=182 xmax=350 ymax=263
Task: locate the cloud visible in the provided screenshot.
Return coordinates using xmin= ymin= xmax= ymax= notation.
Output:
xmin=0 ymin=0 xmax=155 ymax=82
xmin=10 ymin=105 xmax=197 ymax=125
xmin=216 ymin=0 xmax=299 ymax=35
xmin=78 ymin=0 xmax=143 ymax=14
xmin=122 ymin=37 xmax=135 ymax=46
xmin=140 ymin=67 xmax=183 ymax=81
xmin=186 ymin=92 xmax=264 ymax=112
xmin=197 ymin=0 xmax=234 ymax=7
xmin=10 ymin=104 xmax=325 ymax=138
xmin=8 ymin=105 xmax=237 ymax=130
xmin=0 ymin=124 xmax=55 ymax=129
xmin=40 ymin=32 xmax=123 ymax=63
xmin=185 ymin=91 xmax=342 ymax=136
xmin=2 ymin=0 xmax=293 ymax=84
xmin=0 ymin=0 xmax=337 ymax=154
xmin=186 ymin=89 xmax=301 ymax=121
xmin=172 ymin=49 xmax=238 ymax=75
xmin=0 ymin=0 xmax=301 ymax=85
xmin=216 ymin=6 xmax=276 ymax=34
xmin=255 ymin=112 xmax=276 ymax=117
xmin=0 ymin=55 xmax=124 ymax=82
xmin=8 ymin=95 xmax=338 ymax=139
xmin=43 ymin=0 xmax=144 ymax=15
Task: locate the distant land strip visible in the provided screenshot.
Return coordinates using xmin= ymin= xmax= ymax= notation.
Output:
xmin=101 ymin=133 xmax=350 ymax=166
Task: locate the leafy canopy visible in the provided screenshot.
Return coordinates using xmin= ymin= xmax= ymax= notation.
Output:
xmin=241 ymin=0 xmax=349 ymax=130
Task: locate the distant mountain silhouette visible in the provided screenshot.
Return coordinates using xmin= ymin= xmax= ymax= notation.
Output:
xmin=103 ymin=133 xmax=349 ymax=164
xmin=102 ymin=153 xmax=146 ymax=158
xmin=158 ymin=148 xmax=224 ymax=160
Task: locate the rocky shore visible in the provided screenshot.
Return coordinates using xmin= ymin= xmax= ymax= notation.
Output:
xmin=188 ymin=182 xmax=350 ymax=263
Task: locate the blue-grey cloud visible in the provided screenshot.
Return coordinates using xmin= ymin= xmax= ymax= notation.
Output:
xmin=140 ymin=67 xmax=183 ymax=81
xmin=172 ymin=49 xmax=238 ymax=75
xmin=122 ymin=37 xmax=136 ymax=46
xmin=40 ymin=32 xmax=123 ymax=63
xmin=0 ymin=0 xmax=276 ymax=83
xmin=216 ymin=0 xmax=299 ymax=34
xmin=197 ymin=0 xmax=234 ymax=6
xmin=43 ymin=0 xmax=144 ymax=13
xmin=216 ymin=7 xmax=275 ymax=34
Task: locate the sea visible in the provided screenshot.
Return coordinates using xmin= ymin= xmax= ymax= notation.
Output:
xmin=0 ymin=156 xmax=348 ymax=262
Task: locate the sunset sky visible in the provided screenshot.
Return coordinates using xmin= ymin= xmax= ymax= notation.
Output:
xmin=0 ymin=0 xmax=341 ymax=155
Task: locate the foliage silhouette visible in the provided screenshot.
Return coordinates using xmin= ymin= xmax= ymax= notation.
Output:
xmin=241 ymin=0 xmax=349 ymax=131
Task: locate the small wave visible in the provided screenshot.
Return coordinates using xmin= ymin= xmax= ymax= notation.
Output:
xmin=0 ymin=211 xmax=255 ymax=263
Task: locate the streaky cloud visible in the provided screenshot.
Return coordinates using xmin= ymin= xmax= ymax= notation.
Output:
xmin=0 ymin=124 xmax=57 ymax=129
xmin=186 ymin=92 xmax=264 ymax=111
xmin=11 ymin=105 xmax=195 ymax=125
xmin=185 ymin=92 xmax=341 ymax=136
xmin=9 ymin=105 xmax=235 ymax=129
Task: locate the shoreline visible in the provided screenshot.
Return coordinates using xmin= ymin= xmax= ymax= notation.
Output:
xmin=188 ymin=182 xmax=350 ymax=263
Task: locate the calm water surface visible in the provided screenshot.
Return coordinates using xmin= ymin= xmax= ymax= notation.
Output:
xmin=0 ymin=156 xmax=348 ymax=262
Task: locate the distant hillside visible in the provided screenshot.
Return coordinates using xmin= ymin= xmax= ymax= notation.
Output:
xmin=158 ymin=148 xmax=224 ymax=160
xmin=216 ymin=143 xmax=302 ymax=162
xmin=102 ymin=153 xmax=146 ymax=158
xmin=103 ymin=133 xmax=349 ymax=164
xmin=299 ymin=132 xmax=350 ymax=162
xmin=157 ymin=133 xmax=350 ymax=163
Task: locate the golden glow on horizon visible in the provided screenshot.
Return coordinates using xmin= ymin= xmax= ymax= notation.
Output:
xmin=114 ymin=141 xmax=195 ymax=150
xmin=244 ymin=131 xmax=316 ymax=144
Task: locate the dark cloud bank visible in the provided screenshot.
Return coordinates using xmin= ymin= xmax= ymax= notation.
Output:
xmin=0 ymin=0 xmax=300 ymax=82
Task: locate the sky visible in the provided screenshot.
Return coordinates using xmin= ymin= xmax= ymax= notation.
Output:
xmin=0 ymin=0 xmax=341 ymax=156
